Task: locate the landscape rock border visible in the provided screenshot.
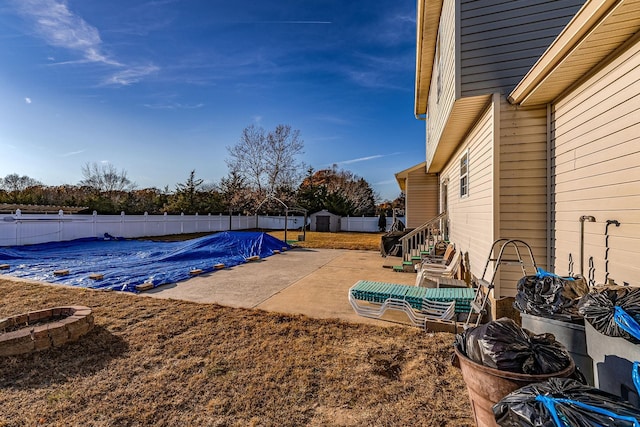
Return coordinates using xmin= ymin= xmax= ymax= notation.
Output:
xmin=0 ymin=306 xmax=94 ymax=356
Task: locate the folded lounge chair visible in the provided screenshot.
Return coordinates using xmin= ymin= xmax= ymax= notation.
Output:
xmin=422 ymin=242 xmax=455 ymax=266
xmin=415 ymin=249 xmax=462 ymax=287
xmin=348 ymin=280 xmax=475 ymax=329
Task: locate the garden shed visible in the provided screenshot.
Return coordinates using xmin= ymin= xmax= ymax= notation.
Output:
xmin=309 ymin=210 xmax=341 ymax=232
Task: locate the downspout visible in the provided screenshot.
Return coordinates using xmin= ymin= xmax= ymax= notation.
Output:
xmin=492 ymin=93 xmax=501 ymax=299
xmin=546 ymin=104 xmax=553 ymax=272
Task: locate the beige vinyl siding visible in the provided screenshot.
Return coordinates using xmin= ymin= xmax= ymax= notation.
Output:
xmin=440 ymin=103 xmax=494 ymax=290
xmin=405 ymin=171 xmax=439 ymax=229
xmin=498 ymin=99 xmax=549 ymax=297
xmin=552 ymin=39 xmax=640 ymax=286
xmin=426 ymin=0 xmax=456 ymax=169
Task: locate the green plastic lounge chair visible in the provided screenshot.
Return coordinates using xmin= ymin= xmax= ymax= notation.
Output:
xmin=348 ymin=280 xmax=458 ymax=329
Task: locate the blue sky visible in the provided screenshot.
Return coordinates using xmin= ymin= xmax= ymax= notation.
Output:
xmin=0 ymin=0 xmax=424 ymax=201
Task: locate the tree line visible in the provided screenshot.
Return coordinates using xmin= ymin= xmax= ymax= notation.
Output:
xmin=1 ymin=124 xmax=404 ymax=216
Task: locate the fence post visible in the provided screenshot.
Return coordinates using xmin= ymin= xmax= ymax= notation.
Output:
xmin=144 ymin=212 xmax=148 ymax=236
xmin=58 ymin=210 xmax=64 ymax=242
xmin=92 ymin=211 xmax=97 ymax=238
xmin=15 ymin=209 xmax=21 ymax=246
xmin=163 ymin=212 xmax=167 ymax=235
xmin=180 ymin=212 xmax=184 ymax=234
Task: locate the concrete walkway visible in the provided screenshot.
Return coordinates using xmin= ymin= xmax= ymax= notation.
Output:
xmin=144 ymin=248 xmax=417 ymax=326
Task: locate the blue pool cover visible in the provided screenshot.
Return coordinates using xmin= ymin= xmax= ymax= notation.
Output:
xmin=0 ymin=231 xmax=290 ymax=292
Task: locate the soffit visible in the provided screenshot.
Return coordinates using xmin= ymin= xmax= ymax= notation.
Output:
xmin=427 ymin=95 xmax=492 ymax=173
xmin=415 ymin=0 xmax=444 ymax=117
xmin=509 ymin=0 xmax=640 ymax=106
xmin=394 ymin=162 xmax=427 ymax=191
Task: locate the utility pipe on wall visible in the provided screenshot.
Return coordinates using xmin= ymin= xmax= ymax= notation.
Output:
xmin=579 ymin=215 xmax=596 ymax=277
xmin=604 ymin=219 xmax=621 ymax=284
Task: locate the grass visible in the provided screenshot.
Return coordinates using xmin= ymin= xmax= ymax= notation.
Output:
xmin=0 ymin=231 xmax=474 ymax=426
xmin=267 ymin=231 xmax=384 ymax=251
xmin=147 ymin=230 xmax=385 ymax=251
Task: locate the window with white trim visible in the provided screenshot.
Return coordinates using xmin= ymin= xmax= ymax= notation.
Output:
xmin=459 ymin=150 xmax=469 ymax=198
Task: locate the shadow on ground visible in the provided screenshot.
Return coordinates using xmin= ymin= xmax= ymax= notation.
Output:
xmin=0 ymin=326 xmax=128 ymax=389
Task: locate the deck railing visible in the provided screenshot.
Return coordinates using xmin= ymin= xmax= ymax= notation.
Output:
xmin=399 ymin=212 xmax=448 ymax=263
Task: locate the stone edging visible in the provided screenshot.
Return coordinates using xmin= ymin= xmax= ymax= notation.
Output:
xmin=0 ymin=306 xmax=94 ymax=356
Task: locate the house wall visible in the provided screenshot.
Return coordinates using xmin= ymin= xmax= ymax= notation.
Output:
xmin=405 ymin=170 xmax=439 ymax=228
xmin=551 ymin=39 xmax=640 ymax=286
xmin=498 ymin=98 xmax=549 ymax=297
xmin=459 ymin=0 xmax=583 ymax=97
xmin=439 ymin=100 xmax=495 ymax=290
xmin=435 ymin=95 xmax=550 ymax=297
xmin=426 ymin=0 xmax=456 ymax=168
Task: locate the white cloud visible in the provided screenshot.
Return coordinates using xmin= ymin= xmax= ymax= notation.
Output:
xmin=143 ymin=103 xmax=204 ymax=110
xmin=14 ymin=0 xmax=119 ymax=66
xmin=13 ymin=0 xmax=158 ymax=86
xmin=60 ymin=149 xmax=85 ymax=157
xmin=104 ymin=65 xmax=159 ymax=86
xmin=314 ymin=115 xmax=350 ymax=125
xmin=374 ymin=179 xmax=397 ymax=185
xmin=253 ymin=115 xmax=263 ymax=124
xmin=334 ymin=152 xmax=404 ymax=165
xmin=24 ymin=97 xmax=32 ymax=104
xmin=337 ymin=155 xmax=385 ymax=165
xmin=250 ymin=21 xmax=332 ymax=25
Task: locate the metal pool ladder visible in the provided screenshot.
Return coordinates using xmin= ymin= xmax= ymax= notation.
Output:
xmin=465 ymin=239 xmax=537 ymax=328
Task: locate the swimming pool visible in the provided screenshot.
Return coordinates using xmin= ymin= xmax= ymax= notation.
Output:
xmin=0 ymin=231 xmax=289 ymax=292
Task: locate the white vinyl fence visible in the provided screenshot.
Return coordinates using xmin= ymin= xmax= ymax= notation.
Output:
xmin=341 ymin=216 xmax=402 ymax=233
xmin=0 ymin=210 xmax=404 ymax=246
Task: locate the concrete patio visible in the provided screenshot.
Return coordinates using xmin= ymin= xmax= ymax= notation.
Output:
xmin=143 ymin=247 xmax=417 ymax=327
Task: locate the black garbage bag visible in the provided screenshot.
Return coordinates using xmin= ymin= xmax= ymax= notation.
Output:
xmin=578 ymin=285 xmax=640 ymax=343
xmin=494 ymin=377 xmax=640 ymax=426
xmin=514 ymin=268 xmax=589 ymax=321
xmin=455 ymin=318 xmax=572 ymax=375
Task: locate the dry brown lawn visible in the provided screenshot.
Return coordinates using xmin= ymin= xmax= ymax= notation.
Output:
xmin=0 ymin=231 xmax=474 ymax=426
xmin=147 ymin=231 xmax=383 ymax=251
xmin=268 ymin=231 xmax=383 ymax=251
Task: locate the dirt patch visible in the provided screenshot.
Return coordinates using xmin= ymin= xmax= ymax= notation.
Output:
xmin=0 ymin=278 xmax=473 ymax=426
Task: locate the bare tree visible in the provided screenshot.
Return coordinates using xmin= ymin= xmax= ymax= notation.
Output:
xmin=0 ymin=173 xmax=42 ymax=192
xmin=226 ymin=124 xmax=304 ymax=197
xmin=265 ymin=124 xmax=304 ymax=191
xmin=79 ymin=162 xmax=136 ymax=193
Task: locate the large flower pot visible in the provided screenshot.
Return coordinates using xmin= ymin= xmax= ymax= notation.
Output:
xmin=453 ymin=346 xmax=575 ymax=427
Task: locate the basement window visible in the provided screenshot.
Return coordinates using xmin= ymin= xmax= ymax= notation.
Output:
xmin=459 ymin=150 xmax=469 ymax=198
